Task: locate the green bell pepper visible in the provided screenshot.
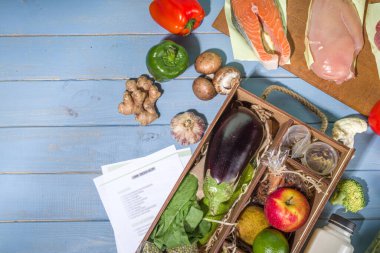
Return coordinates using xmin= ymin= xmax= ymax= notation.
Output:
xmin=146 ymin=40 xmax=189 ymax=82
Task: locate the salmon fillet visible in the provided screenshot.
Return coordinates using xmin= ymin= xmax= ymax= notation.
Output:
xmin=231 ymin=0 xmax=291 ymax=70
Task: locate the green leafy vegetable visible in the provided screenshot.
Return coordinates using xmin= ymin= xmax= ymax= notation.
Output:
xmin=199 ymin=162 xmax=256 ymax=245
xmin=185 ymin=206 xmax=204 ymax=232
xmin=150 ymin=174 xmax=210 ymax=250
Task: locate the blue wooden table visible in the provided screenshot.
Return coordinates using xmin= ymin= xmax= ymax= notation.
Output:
xmin=0 ymin=1 xmax=379 ymax=252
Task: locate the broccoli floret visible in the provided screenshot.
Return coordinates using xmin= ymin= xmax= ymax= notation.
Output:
xmin=330 ymin=178 xmax=366 ymax=213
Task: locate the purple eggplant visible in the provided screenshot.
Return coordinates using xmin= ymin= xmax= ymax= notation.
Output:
xmin=206 ymin=107 xmax=264 ymax=184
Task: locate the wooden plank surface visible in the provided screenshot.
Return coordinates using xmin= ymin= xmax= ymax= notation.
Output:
xmin=0 ymin=35 xmax=293 ymax=81
xmin=0 ymin=220 xmax=380 ymax=253
xmin=0 ymin=79 xmax=225 ymax=127
xmin=0 ymin=174 xmax=107 ymax=220
xmin=0 ymin=125 xmax=378 ymax=173
xmin=0 ymin=222 xmax=116 ymax=253
xmin=212 ymin=1 xmax=380 ymax=116
xmin=0 ymin=219 xmax=378 ymax=253
xmin=0 ymin=171 xmax=378 ymax=221
xmin=0 ymin=78 xmax=358 ymax=128
xmin=0 ymin=0 xmax=223 ymax=35
xmin=0 ymin=126 xmax=194 ymax=173
xmin=0 ymin=0 xmax=379 ymax=252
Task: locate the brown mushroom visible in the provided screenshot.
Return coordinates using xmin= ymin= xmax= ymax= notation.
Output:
xmin=194 ymin=51 xmax=223 ymax=75
xmin=192 ymin=77 xmax=217 ymax=101
xmin=213 ymin=66 xmax=241 ymax=95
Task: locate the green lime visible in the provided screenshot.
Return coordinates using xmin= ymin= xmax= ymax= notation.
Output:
xmin=252 ymin=228 xmax=289 ymax=253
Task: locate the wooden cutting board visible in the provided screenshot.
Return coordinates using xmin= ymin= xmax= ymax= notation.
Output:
xmin=213 ymin=0 xmax=380 ymax=116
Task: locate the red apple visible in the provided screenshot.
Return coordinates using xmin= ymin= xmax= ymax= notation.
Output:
xmin=264 ymin=187 xmax=310 ymax=232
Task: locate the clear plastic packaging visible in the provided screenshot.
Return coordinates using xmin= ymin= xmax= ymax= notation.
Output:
xmin=301 ymin=142 xmax=338 ymax=175
xmin=281 ymin=125 xmax=311 ymax=158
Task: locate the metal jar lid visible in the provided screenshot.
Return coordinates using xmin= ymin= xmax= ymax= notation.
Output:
xmin=328 ymin=214 xmax=356 ymax=234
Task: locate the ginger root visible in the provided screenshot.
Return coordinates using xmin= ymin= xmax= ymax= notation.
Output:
xmin=118 ymin=75 xmax=161 ymax=125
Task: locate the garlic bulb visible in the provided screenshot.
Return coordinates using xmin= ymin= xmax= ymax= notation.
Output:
xmin=170 ymin=112 xmax=206 ymax=146
xmin=332 ymin=117 xmax=367 ymax=148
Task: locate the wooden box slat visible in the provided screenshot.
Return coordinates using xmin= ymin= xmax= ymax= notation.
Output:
xmin=141 ymin=85 xmax=354 ymax=252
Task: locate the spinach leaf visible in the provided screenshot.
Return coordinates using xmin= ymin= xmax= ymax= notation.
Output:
xmin=152 ymin=175 xmax=197 ymax=238
xmin=185 ymin=206 xmax=204 ymax=233
xmin=150 ymin=174 xmax=209 ymax=250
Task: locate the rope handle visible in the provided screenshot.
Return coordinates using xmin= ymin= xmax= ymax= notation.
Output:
xmin=261 ymin=85 xmax=328 ymax=133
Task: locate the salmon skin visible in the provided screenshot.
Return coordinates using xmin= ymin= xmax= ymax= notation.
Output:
xmin=231 ymin=0 xmax=291 ymax=70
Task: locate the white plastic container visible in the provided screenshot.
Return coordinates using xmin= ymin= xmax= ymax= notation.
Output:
xmin=304 ymin=214 xmax=355 ymax=253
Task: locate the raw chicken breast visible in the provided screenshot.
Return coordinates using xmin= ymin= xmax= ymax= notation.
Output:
xmin=306 ymin=0 xmax=364 ymax=84
xmin=375 ymin=21 xmax=380 ymax=50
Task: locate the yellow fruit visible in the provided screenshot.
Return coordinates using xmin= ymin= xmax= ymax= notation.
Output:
xmin=236 ymin=205 xmax=270 ymax=245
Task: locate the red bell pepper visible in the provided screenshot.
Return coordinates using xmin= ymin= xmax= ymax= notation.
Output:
xmin=369 ymin=100 xmax=380 ymax=135
xmin=149 ymin=0 xmax=205 ymax=36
